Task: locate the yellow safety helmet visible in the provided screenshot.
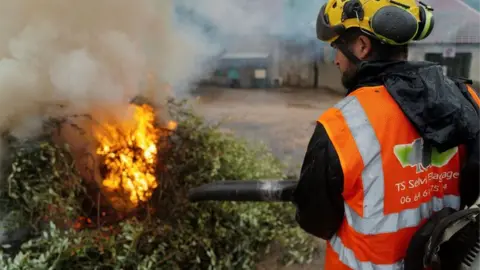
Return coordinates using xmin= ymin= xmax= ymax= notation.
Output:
xmin=316 ymin=0 xmax=435 ymax=46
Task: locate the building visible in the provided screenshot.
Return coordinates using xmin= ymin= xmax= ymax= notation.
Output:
xmin=198 ymin=32 xmax=282 ymax=88
xmin=276 ymin=0 xmax=342 ymax=89
xmin=197 ymin=0 xmax=338 ymax=89
xmin=171 ymin=0 xmax=285 ymax=88
xmin=208 ymin=51 xmax=275 ymax=88
xmin=172 ymin=0 xmax=342 ymax=90
xmin=408 ymin=0 xmax=480 ymax=82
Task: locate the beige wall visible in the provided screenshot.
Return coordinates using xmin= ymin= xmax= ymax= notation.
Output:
xmin=277 ymin=46 xmax=315 ymax=87
xmin=317 ymin=63 xmax=345 ymax=94
xmin=277 ymin=57 xmax=344 ymax=94
xmin=278 ymin=61 xmax=314 ymax=87
xmin=277 ymin=42 xmax=344 ymax=93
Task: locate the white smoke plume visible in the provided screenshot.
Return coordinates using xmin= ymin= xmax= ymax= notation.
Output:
xmin=0 ymin=0 xmax=321 ymax=146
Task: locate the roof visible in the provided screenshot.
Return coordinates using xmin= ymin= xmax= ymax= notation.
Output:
xmin=413 ymin=0 xmax=480 ymax=44
xmin=463 ymin=0 xmax=480 ymax=11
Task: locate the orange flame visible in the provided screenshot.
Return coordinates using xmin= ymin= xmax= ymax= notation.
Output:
xmin=94 ymin=104 xmax=174 ymax=208
xmin=167 ymin=120 xmax=177 ymax=131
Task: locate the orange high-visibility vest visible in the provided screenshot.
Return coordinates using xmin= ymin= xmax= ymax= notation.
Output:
xmin=318 ymin=85 xmax=480 ymax=270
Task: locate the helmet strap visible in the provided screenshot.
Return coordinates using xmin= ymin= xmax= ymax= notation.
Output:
xmin=333 ymin=39 xmax=365 ymax=68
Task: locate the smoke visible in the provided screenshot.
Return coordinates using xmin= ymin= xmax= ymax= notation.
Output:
xmin=0 ymin=0 xmax=322 ymax=143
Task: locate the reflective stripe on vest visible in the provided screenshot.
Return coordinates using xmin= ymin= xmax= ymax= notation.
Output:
xmin=334 ymin=95 xmax=460 ymax=235
xmin=320 ymin=88 xmax=462 ymax=269
xmin=330 ymin=234 xmax=404 ymax=270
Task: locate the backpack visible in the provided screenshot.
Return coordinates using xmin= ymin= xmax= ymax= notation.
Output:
xmin=404 ymin=201 xmax=480 ymax=270
xmin=404 ymin=80 xmax=480 ymax=270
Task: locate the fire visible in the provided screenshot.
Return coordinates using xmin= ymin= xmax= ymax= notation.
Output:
xmin=94 ymin=103 xmax=174 ymax=208
xmin=167 ymin=120 xmax=177 ymax=131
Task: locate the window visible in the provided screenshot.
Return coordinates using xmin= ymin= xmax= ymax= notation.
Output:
xmin=425 ymin=52 xmax=472 ymax=78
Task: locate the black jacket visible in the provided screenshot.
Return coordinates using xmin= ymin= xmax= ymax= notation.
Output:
xmin=293 ymin=61 xmax=480 ymax=240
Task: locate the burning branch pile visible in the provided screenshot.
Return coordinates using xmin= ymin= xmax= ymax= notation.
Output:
xmin=0 ymin=99 xmax=318 ymax=270
xmin=93 ymin=103 xmax=176 ymax=212
xmin=96 ymin=104 xmax=160 ymax=208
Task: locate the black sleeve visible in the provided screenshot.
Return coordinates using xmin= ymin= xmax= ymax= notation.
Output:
xmin=292 ymin=123 xmax=345 ymax=240
xmin=459 ymin=83 xmax=480 ymax=208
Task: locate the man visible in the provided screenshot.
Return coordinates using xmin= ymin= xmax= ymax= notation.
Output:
xmin=292 ymin=0 xmax=480 ymax=269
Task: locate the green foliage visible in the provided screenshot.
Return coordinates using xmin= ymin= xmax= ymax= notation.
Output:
xmin=0 ymin=138 xmax=84 ymax=232
xmin=0 ymin=99 xmax=318 ymax=269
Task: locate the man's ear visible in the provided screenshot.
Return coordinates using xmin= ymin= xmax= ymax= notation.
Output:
xmin=354 ymin=35 xmax=372 ymax=60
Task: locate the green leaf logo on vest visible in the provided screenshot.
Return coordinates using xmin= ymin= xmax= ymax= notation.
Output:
xmin=394 ymin=138 xmax=458 ymax=173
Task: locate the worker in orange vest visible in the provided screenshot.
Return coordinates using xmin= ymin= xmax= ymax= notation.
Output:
xmin=292 ymin=0 xmax=480 ymax=269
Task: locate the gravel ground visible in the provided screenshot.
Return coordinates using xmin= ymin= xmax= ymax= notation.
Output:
xmin=188 ymin=87 xmax=343 ymax=270
xmin=190 ymin=87 xmax=342 ymax=174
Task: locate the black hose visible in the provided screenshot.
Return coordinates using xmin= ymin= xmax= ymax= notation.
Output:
xmin=187 ymin=180 xmax=297 ymax=202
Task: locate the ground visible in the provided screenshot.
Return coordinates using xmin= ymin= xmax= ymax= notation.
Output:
xmin=189 ymin=86 xmax=343 ymax=270
xmin=190 ymin=87 xmax=342 ymax=173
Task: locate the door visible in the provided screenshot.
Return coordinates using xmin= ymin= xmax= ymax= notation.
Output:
xmin=425 ymin=52 xmax=472 ymax=78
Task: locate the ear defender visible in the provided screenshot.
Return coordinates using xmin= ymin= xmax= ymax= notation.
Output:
xmin=413 ymin=4 xmax=434 ymax=40
xmin=369 ymin=5 xmax=419 ymax=45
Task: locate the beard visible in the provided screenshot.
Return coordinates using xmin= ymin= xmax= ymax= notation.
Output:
xmin=340 ymin=66 xmax=359 ymax=90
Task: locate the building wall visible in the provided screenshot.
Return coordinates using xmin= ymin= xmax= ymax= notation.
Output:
xmin=276 ymin=41 xmax=344 ymax=92
xmin=277 ymin=58 xmax=344 ymax=93
xmin=222 ymin=34 xmax=282 ymax=82
xmin=317 ymin=63 xmax=345 ymax=94
xmin=408 ymin=44 xmax=480 ymax=81
xmin=278 ymin=50 xmax=315 ymax=87
xmin=208 ymin=57 xmax=272 ymax=88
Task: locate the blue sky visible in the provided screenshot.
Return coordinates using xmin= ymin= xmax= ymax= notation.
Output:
xmin=463 ymin=0 xmax=480 ymax=11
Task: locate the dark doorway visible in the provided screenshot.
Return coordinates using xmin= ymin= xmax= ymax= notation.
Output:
xmin=425 ymin=52 xmax=472 ymax=78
